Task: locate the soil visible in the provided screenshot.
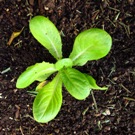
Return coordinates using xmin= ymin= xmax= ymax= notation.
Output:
xmin=0 ymin=0 xmax=135 ymax=135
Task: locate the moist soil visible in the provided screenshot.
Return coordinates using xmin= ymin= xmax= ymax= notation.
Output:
xmin=0 ymin=0 xmax=135 ymax=135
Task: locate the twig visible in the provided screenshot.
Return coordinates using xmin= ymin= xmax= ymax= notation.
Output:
xmin=20 ymin=126 xmax=24 ymax=135
xmin=123 ymin=97 xmax=135 ymax=101
xmin=91 ymin=90 xmax=98 ymax=113
xmin=119 ymin=83 xmax=131 ymax=93
xmin=118 ymin=22 xmax=130 ymax=37
xmin=108 ymin=7 xmax=120 ymax=12
xmin=1 ymin=67 xmax=11 ymax=74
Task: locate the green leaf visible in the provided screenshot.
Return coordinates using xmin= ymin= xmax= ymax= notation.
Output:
xmin=29 ymin=16 xmax=62 ymax=60
xmin=55 ymin=58 xmax=73 ymax=71
xmin=16 ymin=62 xmax=57 ymax=88
xmin=84 ymin=74 xmax=107 ymax=90
xmin=61 ymin=68 xmax=90 ymax=100
xmin=69 ymin=28 xmax=112 ymax=66
xmin=33 ymin=73 xmax=62 ymax=123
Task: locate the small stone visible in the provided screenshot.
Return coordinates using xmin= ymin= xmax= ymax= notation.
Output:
xmin=105 ymin=109 xmax=111 ymax=115
xmin=102 ymin=109 xmax=111 ymax=116
xmin=128 ymin=0 xmax=134 ymax=5
xmin=113 ymin=77 xmax=118 ymax=81
xmin=104 ymin=126 xmax=111 ymax=132
xmin=44 ymin=6 xmax=49 ymax=10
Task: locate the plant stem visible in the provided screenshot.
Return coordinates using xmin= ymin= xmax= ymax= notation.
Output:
xmin=91 ymin=90 xmax=98 ymax=113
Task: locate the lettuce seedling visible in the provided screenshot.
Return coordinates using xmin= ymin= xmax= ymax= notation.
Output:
xmin=16 ymin=16 xmax=112 ymax=123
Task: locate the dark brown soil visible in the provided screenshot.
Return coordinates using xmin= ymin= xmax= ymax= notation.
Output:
xmin=0 ymin=0 xmax=135 ymax=134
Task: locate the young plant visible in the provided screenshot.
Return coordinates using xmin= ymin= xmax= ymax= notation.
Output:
xmin=16 ymin=16 xmax=112 ymax=123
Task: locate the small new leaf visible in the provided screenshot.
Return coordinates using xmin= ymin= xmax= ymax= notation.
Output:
xmin=33 ymin=73 xmax=62 ymax=123
xmin=36 ymin=80 xmax=49 ymax=92
xmin=16 ymin=62 xmax=57 ymax=88
xmin=55 ymin=58 xmax=73 ymax=71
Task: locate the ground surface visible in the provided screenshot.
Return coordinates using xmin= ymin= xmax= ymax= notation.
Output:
xmin=0 ymin=0 xmax=135 ymax=134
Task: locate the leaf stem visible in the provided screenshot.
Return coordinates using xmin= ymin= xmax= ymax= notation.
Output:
xmin=91 ymin=90 xmax=98 ymax=113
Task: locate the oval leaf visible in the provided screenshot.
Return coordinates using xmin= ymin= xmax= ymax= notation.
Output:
xmin=84 ymin=74 xmax=107 ymax=90
xmin=69 ymin=28 xmax=112 ymax=66
xmin=16 ymin=62 xmax=57 ymax=88
xmin=61 ymin=68 xmax=90 ymax=100
xmin=33 ymin=73 xmax=62 ymax=123
xmin=30 ymin=16 xmax=62 ymax=60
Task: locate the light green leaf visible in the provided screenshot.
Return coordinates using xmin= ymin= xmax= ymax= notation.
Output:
xmin=69 ymin=28 xmax=112 ymax=66
xmin=30 ymin=16 xmax=62 ymax=60
xmin=55 ymin=58 xmax=73 ymax=71
xmin=33 ymin=73 xmax=62 ymax=123
xmin=61 ymin=68 xmax=90 ymax=100
xmin=84 ymin=74 xmax=107 ymax=90
xmin=16 ymin=62 xmax=57 ymax=88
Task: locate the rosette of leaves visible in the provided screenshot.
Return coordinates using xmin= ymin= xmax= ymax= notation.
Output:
xmin=16 ymin=16 xmax=112 ymax=123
